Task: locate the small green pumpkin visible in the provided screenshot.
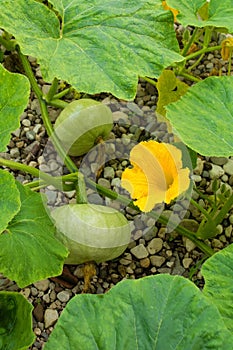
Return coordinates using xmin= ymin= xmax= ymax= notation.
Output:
xmin=54 ymin=99 xmax=113 ymax=156
xmin=51 ymin=204 xmax=131 ymax=264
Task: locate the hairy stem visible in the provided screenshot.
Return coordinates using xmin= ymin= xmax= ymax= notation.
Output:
xmin=183 ymin=45 xmax=221 ymax=62
xmin=177 ymin=71 xmax=201 ymax=83
xmin=45 ymin=78 xmax=59 ymax=102
xmin=0 ymin=157 xmax=65 ymax=190
xmin=182 ymin=27 xmax=199 ymax=57
xmin=53 ymin=88 xmax=72 ymax=100
xmin=141 ymin=76 xmax=157 ymax=87
xmin=48 ymin=98 xmax=69 ymax=109
xmin=17 ymin=49 xmax=77 ymax=173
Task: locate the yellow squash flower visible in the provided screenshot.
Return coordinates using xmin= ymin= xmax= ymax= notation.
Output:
xmin=221 ymin=37 xmax=233 ymax=60
xmin=121 ymin=141 xmax=190 ymax=212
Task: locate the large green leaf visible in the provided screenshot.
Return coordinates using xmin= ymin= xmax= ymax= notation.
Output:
xmin=0 ymin=64 xmax=30 ymax=152
xmin=0 ymin=0 xmax=183 ymax=99
xmin=0 ymin=291 xmax=35 ymax=350
xmin=0 ymin=182 xmax=68 ymax=288
xmin=0 ymin=170 xmax=20 ymax=233
xmin=44 ymin=274 xmax=232 ymax=350
xmin=166 ymin=0 xmax=233 ymax=32
xmin=202 ymin=244 xmax=233 ymax=333
xmin=166 ymin=76 xmax=233 ymax=156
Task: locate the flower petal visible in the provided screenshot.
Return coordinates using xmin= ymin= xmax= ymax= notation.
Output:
xmin=121 ymin=140 xmax=190 ymax=212
xmin=165 ymin=168 xmax=190 ymax=204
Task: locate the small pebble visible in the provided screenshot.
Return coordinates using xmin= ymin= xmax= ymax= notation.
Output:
xmin=182 ymin=258 xmax=193 ymax=269
xmin=209 ymin=164 xmax=224 ymax=179
xmin=57 ymin=291 xmax=71 ymax=303
xmin=34 ymin=279 xmax=50 ymax=292
xmin=223 ymin=159 xmax=233 ymax=176
xmin=150 ymin=256 xmax=166 ymax=267
xmin=44 ymin=309 xmax=59 ymax=328
xmin=104 ymin=166 xmax=115 ymax=179
xmin=147 ymin=238 xmax=163 ymax=254
xmin=130 ymin=244 xmax=149 ymax=259
xmin=140 ymin=257 xmax=150 ymax=268
xmin=119 ymin=253 xmax=132 ymax=265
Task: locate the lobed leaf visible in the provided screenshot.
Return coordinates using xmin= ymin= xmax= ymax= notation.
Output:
xmin=0 ymin=64 xmax=30 ymax=152
xmin=202 ymin=243 xmax=233 ymax=333
xmin=0 ymin=0 xmax=183 ymax=99
xmin=0 ymin=182 xmax=68 ymax=288
xmin=0 ymin=170 xmax=20 ymax=234
xmin=0 ymin=291 xmax=35 ymax=350
xmin=44 ymin=274 xmax=232 ymax=350
xmin=166 ymin=0 xmax=233 ymax=32
xmin=166 ymin=76 xmax=233 ymax=156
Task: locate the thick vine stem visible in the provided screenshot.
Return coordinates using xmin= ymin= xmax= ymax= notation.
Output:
xmin=45 ymin=77 xmax=59 ymax=102
xmin=183 ymin=45 xmax=221 ymax=62
xmin=181 ymin=27 xmax=199 ymax=57
xmin=0 ymin=157 xmax=66 ymax=190
xmin=17 ymin=49 xmax=77 ymax=174
xmin=76 ymin=173 xmax=88 ymax=204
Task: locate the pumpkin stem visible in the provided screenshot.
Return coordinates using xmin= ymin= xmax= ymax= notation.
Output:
xmin=76 ymin=173 xmax=88 ymax=204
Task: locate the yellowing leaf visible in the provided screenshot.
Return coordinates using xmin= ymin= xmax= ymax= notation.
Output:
xmin=162 ymin=1 xmax=179 ymax=22
xmin=221 ymin=37 xmax=233 ymax=60
xmin=156 ymin=70 xmax=188 ymax=141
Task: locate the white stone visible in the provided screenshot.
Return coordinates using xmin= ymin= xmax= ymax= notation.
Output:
xmin=223 ymin=159 xmax=233 ymax=176
xmin=209 ymin=164 xmax=224 ymax=179
xmin=44 ymin=309 xmax=59 ymax=328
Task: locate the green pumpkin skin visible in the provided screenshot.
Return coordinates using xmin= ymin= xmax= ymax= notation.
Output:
xmin=54 ymin=99 xmax=113 ymax=156
xmin=51 ymin=204 xmax=131 ymax=264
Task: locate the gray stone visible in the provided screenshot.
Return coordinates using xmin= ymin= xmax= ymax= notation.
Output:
xmin=119 ymin=253 xmax=132 ymax=265
xmin=98 ymin=178 xmax=111 ymax=189
xmin=33 ymin=279 xmax=50 ymax=292
xmin=26 ymin=130 xmax=36 ymax=141
xmin=33 ymin=124 xmax=42 ymax=134
xmin=57 ymin=291 xmax=71 ymax=303
xmin=210 ymin=157 xmax=228 ymax=166
xmin=44 ymin=309 xmax=59 ymax=328
xmin=126 ymin=102 xmax=143 ymax=116
xmin=223 ymin=159 xmax=233 ymax=175
xmin=22 ymin=119 xmax=31 ymax=127
xmin=112 ymin=111 xmax=129 ymax=123
xmin=10 ymin=147 xmax=20 ymax=158
xmin=147 ymin=238 xmax=163 ymax=254
xmin=209 ymin=164 xmax=224 ymax=179
xmin=130 ymin=244 xmax=149 ymax=259
xmin=104 ymin=166 xmax=115 ymax=179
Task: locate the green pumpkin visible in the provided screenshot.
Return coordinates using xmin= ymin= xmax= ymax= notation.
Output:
xmin=54 ymin=99 xmax=113 ymax=156
xmin=51 ymin=204 xmax=131 ymax=264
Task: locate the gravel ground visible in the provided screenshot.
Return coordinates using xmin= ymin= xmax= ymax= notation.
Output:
xmin=1 ymin=30 xmax=233 ymax=349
